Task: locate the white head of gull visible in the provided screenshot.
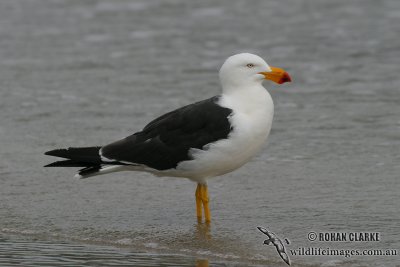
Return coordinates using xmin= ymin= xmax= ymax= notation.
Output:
xmin=219 ymin=53 xmax=290 ymax=92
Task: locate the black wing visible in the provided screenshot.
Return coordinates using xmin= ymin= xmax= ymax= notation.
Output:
xmin=100 ymin=96 xmax=233 ymax=170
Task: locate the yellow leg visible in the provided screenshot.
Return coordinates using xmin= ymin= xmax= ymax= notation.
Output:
xmin=195 ymin=183 xmax=211 ymax=223
xmin=195 ymin=184 xmax=203 ymax=222
xmin=202 ymin=184 xmax=211 ymax=223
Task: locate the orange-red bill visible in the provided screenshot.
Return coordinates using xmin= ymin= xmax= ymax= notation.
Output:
xmin=259 ymin=67 xmax=291 ymax=84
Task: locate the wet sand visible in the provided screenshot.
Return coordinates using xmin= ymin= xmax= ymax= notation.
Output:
xmin=1 ymin=0 xmax=399 ymax=266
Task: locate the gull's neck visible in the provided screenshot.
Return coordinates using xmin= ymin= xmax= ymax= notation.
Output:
xmin=220 ymin=82 xmax=273 ymax=115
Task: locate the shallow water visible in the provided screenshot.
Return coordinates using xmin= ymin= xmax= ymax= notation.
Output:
xmin=1 ymin=0 xmax=399 ymax=266
xmin=0 ymin=233 xmax=222 ymax=267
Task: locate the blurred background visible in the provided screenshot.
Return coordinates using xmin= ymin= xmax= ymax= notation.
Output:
xmin=0 ymin=0 xmax=399 ymax=266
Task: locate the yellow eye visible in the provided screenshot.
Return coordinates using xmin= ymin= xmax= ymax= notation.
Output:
xmin=246 ymin=63 xmax=254 ymax=68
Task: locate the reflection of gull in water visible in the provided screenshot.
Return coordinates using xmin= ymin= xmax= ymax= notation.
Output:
xmin=257 ymin=226 xmax=291 ymax=266
xmin=196 ymin=259 xmax=209 ymax=267
xmin=195 ymin=222 xmax=211 ymax=241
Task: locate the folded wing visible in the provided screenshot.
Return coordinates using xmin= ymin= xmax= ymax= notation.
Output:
xmin=100 ymin=96 xmax=233 ymax=170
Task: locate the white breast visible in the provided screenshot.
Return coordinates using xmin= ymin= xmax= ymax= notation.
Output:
xmin=174 ymin=85 xmax=274 ymax=182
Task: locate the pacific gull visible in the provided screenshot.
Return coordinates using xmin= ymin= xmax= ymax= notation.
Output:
xmin=45 ymin=53 xmax=291 ymax=223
